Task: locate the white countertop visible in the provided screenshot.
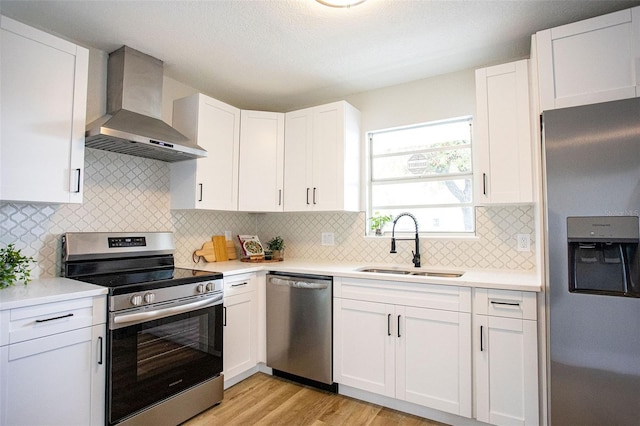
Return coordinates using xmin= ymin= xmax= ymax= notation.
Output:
xmin=0 ymin=278 xmax=108 ymax=310
xmin=180 ymin=259 xmax=542 ymax=292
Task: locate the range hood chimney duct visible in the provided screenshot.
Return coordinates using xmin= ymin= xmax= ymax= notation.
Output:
xmin=85 ymin=46 xmax=207 ymax=162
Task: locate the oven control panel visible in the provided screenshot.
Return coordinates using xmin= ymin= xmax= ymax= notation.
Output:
xmin=111 ymin=279 xmax=223 ymax=311
xmin=108 ymin=236 xmax=146 ymax=248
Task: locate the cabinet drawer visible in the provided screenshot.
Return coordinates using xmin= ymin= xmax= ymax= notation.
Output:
xmin=8 ymin=297 xmax=96 ymax=344
xmin=335 ymin=277 xmax=471 ymax=313
xmin=473 ymin=288 xmax=536 ymax=320
xmin=224 ymin=273 xmax=256 ymax=297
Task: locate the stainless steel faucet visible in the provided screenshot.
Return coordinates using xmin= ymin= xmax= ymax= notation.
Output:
xmin=389 ymin=212 xmax=421 ymax=267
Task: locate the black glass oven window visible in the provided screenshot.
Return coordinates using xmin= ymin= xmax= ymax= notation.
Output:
xmin=108 ymin=304 xmax=223 ymax=424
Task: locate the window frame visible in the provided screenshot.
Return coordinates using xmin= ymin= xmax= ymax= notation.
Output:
xmin=366 ymin=116 xmax=475 ymax=237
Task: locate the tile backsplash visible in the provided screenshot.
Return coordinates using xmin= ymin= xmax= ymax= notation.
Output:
xmin=1 ymin=149 xmax=535 ymax=279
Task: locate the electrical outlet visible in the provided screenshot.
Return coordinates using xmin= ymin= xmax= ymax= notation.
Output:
xmin=224 ymin=230 xmax=232 ymax=240
xmin=517 ymin=234 xmax=530 ymax=252
xmin=321 ymin=232 xmax=335 ymax=246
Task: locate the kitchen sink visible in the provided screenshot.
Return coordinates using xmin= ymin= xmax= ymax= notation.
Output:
xmin=358 ymin=267 xmax=464 ymax=278
xmin=358 ymin=268 xmax=414 ymax=275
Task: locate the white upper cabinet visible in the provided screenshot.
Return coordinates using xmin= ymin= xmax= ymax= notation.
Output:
xmin=170 ymin=94 xmax=240 ymax=211
xmin=283 ymin=101 xmax=361 ymax=212
xmin=0 ymin=15 xmax=88 ymax=203
xmin=536 ymin=7 xmax=640 ymax=110
xmin=238 ymin=110 xmax=285 ymax=212
xmin=474 ymin=60 xmax=533 ymax=205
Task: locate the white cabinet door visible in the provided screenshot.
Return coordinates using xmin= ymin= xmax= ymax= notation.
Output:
xmin=396 ymin=306 xmax=472 ymax=417
xmin=238 ymin=110 xmax=285 ymax=212
xmin=0 ymin=325 xmax=105 ymax=426
xmin=475 ymin=60 xmax=533 ymax=204
xmin=333 ymin=298 xmax=395 ymax=397
xmin=283 ymin=101 xmax=360 ymax=212
xmin=223 ymin=291 xmax=258 ymax=383
xmin=283 ymin=107 xmax=314 ymax=211
xmin=475 ymin=315 xmax=538 ymax=426
xmin=537 ymin=7 xmax=640 ymax=110
xmin=171 ymin=94 xmax=240 ymax=211
xmin=0 ymin=15 xmax=88 ymax=204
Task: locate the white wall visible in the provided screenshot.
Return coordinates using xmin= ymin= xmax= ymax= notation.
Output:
xmin=345 ymin=68 xmax=475 ymax=134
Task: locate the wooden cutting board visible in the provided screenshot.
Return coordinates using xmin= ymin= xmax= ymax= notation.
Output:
xmin=226 ymin=240 xmax=237 ymax=260
xmin=194 ymin=241 xmax=216 ymax=262
xmin=212 ymin=236 xmax=229 ymax=262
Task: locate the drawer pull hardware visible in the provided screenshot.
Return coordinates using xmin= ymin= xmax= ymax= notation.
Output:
xmin=198 ymin=183 xmax=203 ymax=201
xmin=480 ymin=325 xmax=484 ymax=351
xmin=35 ymin=313 xmax=74 ymax=323
xmin=490 ymin=301 xmax=521 ymax=307
xmin=482 ymin=173 xmax=487 ymax=195
xmin=306 ymin=188 xmax=310 ymax=205
xmin=231 ymin=282 xmax=248 ymax=287
xmin=98 ymin=336 xmax=103 ymax=365
xmin=397 ymin=315 xmax=401 ymax=338
xmin=278 ymin=189 xmax=282 ymax=206
xmin=313 ymin=187 xmax=317 ymax=204
xmin=223 ymin=306 xmax=227 ymax=326
xmin=73 ymin=168 xmax=81 ymax=193
xmin=387 ymin=313 xmax=391 ymax=336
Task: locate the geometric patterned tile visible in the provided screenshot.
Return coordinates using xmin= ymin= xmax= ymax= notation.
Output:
xmin=1 ymin=148 xmax=537 ymax=279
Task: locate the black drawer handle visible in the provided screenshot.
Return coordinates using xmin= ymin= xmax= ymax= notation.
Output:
xmin=98 ymin=336 xmax=103 ymax=365
xmin=490 ymin=301 xmax=521 ymax=307
xmin=397 ymin=315 xmax=401 ymax=338
xmin=480 ymin=325 xmax=484 ymax=352
xmin=35 ymin=313 xmax=74 ymax=323
xmin=387 ymin=313 xmax=391 ymax=336
xmin=223 ymin=307 xmax=227 ymax=327
xmin=231 ymin=282 xmax=248 ymax=287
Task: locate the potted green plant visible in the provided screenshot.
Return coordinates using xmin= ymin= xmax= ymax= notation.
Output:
xmin=369 ymin=212 xmax=393 ymax=235
xmin=1 ymin=244 xmax=35 ymax=289
xmin=266 ymin=236 xmax=285 ymax=260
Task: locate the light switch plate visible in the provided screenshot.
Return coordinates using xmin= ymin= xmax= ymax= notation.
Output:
xmin=517 ymin=234 xmax=530 ymax=252
xmin=322 ymin=232 xmax=335 ymax=246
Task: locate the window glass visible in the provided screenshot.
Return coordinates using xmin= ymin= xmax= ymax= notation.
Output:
xmin=368 ymin=117 xmax=474 ymax=235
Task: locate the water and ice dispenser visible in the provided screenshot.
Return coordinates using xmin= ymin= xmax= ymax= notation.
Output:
xmin=567 ymin=216 xmax=639 ymax=297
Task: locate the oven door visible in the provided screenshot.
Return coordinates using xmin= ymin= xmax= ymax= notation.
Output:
xmin=107 ymin=294 xmax=223 ymax=425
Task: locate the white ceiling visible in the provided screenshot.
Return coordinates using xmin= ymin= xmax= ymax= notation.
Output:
xmin=2 ymin=0 xmax=640 ymax=111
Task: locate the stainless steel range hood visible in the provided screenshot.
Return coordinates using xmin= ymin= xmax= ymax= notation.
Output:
xmin=85 ymin=46 xmax=207 ymax=162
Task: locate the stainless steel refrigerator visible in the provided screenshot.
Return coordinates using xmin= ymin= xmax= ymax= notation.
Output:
xmin=542 ymin=97 xmax=640 ymax=425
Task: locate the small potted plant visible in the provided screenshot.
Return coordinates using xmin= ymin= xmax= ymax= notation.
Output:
xmin=1 ymin=244 xmax=35 ymax=289
xmin=369 ymin=212 xmax=393 ymax=236
xmin=266 ymin=236 xmax=285 ymax=260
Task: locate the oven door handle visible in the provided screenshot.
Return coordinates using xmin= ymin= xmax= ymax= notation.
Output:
xmin=112 ymin=294 xmax=223 ymax=327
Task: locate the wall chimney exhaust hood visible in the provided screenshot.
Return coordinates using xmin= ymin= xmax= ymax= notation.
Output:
xmin=85 ymin=46 xmax=207 ymax=162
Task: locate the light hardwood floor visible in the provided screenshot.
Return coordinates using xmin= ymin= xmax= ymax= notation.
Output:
xmin=183 ymin=373 xmax=448 ymax=426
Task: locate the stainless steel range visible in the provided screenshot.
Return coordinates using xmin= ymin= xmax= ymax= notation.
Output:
xmin=62 ymin=232 xmax=224 ymax=426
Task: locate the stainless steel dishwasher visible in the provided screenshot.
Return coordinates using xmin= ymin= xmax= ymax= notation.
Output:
xmin=266 ymin=272 xmax=336 ymax=391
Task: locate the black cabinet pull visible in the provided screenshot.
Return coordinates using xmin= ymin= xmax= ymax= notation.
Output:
xmin=313 ymin=187 xmax=317 ymax=204
xmin=198 ymin=183 xmax=203 ymax=201
xmin=231 ymin=282 xmax=248 ymax=287
xmin=480 ymin=325 xmax=484 ymax=352
xmin=387 ymin=313 xmax=391 ymax=336
xmin=482 ymin=173 xmax=487 ymax=195
xmin=306 ymin=188 xmax=310 ymax=205
xmin=278 ymin=189 xmax=282 ymax=206
xmin=35 ymin=313 xmax=73 ymax=323
xmin=98 ymin=336 xmax=103 ymax=365
xmin=397 ymin=315 xmax=401 ymax=338
xmin=490 ymin=301 xmax=520 ymax=307
xmin=223 ymin=307 xmax=227 ymax=326
xmin=74 ymin=168 xmax=81 ymax=193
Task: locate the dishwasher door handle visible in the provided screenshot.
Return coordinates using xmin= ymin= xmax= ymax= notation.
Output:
xmin=268 ymin=277 xmax=329 ymax=289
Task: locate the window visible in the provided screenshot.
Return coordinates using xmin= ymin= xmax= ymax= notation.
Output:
xmin=368 ymin=117 xmax=474 ymax=235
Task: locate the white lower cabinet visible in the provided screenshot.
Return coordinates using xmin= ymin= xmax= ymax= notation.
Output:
xmin=473 ymin=289 xmax=539 ymax=426
xmin=0 ymin=296 xmax=106 ymax=426
xmin=223 ymin=273 xmax=258 ymax=386
xmin=333 ymin=278 xmax=472 ymax=418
